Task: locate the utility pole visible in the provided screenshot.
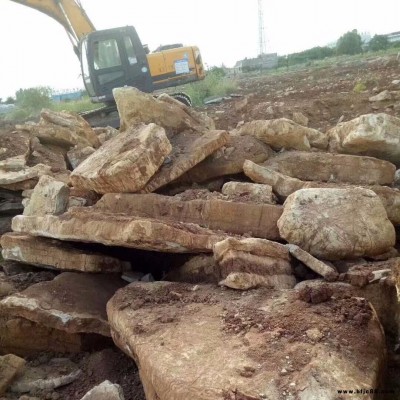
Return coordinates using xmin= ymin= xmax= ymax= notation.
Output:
xmin=258 ymin=0 xmax=267 ymax=56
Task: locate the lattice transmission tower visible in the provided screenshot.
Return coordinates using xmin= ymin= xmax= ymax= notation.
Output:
xmin=258 ymin=0 xmax=267 ymax=55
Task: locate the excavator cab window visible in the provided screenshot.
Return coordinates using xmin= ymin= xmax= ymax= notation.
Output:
xmin=81 ymin=26 xmax=153 ymax=103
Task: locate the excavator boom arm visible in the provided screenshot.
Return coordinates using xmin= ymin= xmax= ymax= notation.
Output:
xmin=10 ymin=0 xmax=95 ymax=44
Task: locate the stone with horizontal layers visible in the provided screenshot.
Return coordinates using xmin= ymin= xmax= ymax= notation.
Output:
xmin=0 ymin=272 xmax=125 ymax=337
xmin=1 ymin=233 xmax=124 ymax=273
xmin=238 ymin=118 xmax=328 ymax=150
xmin=67 ymin=146 xmax=95 ymax=169
xmin=70 ymin=123 xmax=172 ymax=194
xmin=214 ymin=237 xmax=295 ymax=289
xmin=113 ymin=87 xmax=215 ymax=132
xmin=221 ymin=181 xmax=276 ymax=204
xmin=107 ymin=282 xmax=385 ymax=400
xmin=95 ymin=193 xmax=282 ymax=240
xmin=12 ymin=207 xmax=227 ymax=253
xmin=142 ymin=130 xmax=229 ymax=193
xmin=0 ymin=164 xmax=52 ymax=191
xmin=278 ymin=188 xmax=396 ymax=260
xmin=179 ymin=135 xmax=273 ymax=183
xmin=263 ymin=151 xmax=396 ymax=185
xmin=328 ymin=113 xmax=400 ymax=165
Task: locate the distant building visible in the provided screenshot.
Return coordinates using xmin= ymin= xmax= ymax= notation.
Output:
xmin=51 ymin=89 xmax=84 ymax=103
xmin=234 ymin=53 xmax=278 ymax=73
xmin=385 ymin=31 xmax=400 ymax=43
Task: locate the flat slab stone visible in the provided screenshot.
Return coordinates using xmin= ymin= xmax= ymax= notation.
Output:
xmin=0 ymin=272 xmax=125 ymax=336
xmin=180 ymin=135 xmax=273 ymax=183
xmin=12 ymin=207 xmax=227 ymax=253
xmin=70 ymin=123 xmax=172 ymax=194
xmin=107 ymin=282 xmax=385 ymax=400
xmin=263 ymin=151 xmax=396 ymax=185
xmin=95 ymin=193 xmax=282 ymax=240
xmin=0 ymin=131 xmax=30 ymax=171
xmin=142 ymin=130 xmax=229 ymax=193
xmin=1 ymin=233 xmax=124 ymax=273
xmin=221 ymin=181 xmax=276 ymax=204
xmin=0 ymin=164 xmax=52 ymax=189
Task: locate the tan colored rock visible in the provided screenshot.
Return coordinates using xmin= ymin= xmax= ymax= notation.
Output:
xmin=214 ymin=237 xmax=295 ymax=289
xmin=12 ymin=207 xmax=227 ymax=253
xmin=67 ymin=146 xmax=95 ymax=169
xmin=0 ymin=354 xmax=26 ymax=395
xmin=1 ymin=233 xmax=124 ymax=273
xmin=165 ymin=255 xmax=218 ymax=283
xmin=286 ymin=244 xmax=338 ymax=281
xmin=108 ymin=282 xmax=385 ymax=400
xmin=179 ymin=135 xmax=273 ymax=183
xmin=95 ymin=193 xmax=283 ymax=240
xmin=80 ymin=380 xmax=125 ymax=400
xmin=328 ymin=113 xmax=400 ymax=165
xmin=0 ymin=164 xmax=52 ymax=190
xmin=142 ymin=130 xmax=229 ymax=193
xmin=238 ymin=118 xmax=328 ymax=150
xmin=0 ymin=273 xmax=125 ymax=336
xmin=93 ymin=126 xmax=119 ymax=145
xmin=28 ymin=138 xmax=67 ymax=173
xmin=278 ymin=188 xmax=396 ymax=260
xmin=0 ymin=316 xmax=84 ymax=356
xmin=369 ymin=90 xmax=392 ymax=102
xmin=70 ymin=123 xmax=172 ymax=194
xmin=113 ymin=87 xmax=214 ymax=132
xmin=16 ymin=109 xmax=100 ymax=149
xmin=23 ymin=175 xmax=70 ymax=216
xmin=264 ymin=151 xmax=396 ymax=185
xmin=244 ymin=160 xmax=305 ymax=198
xmin=221 ymin=181 xmax=276 ymax=204
xmin=0 ymin=132 xmax=30 ymax=171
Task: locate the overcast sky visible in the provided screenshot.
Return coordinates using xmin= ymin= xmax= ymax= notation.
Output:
xmin=0 ymin=0 xmax=399 ymax=98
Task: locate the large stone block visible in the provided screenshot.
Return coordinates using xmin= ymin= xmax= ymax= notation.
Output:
xmin=70 ymin=123 xmax=172 ymax=194
xmin=113 ymin=87 xmax=215 ymax=132
xmin=278 ymin=188 xmax=396 ymax=260
xmin=263 ymin=151 xmax=396 ymax=185
xmin=107 ymin=282 xmax=385 ymax=400
xmin=12 ymin=208 xmax=227 ymax=253
xmin=0 ymin=273 xmax=125 ymax=336
xmin=328 ymin=113 xmax=400 ymax=165
xmin=1 ymin=233 xmax=124 ymax=273
xmin=95 ymin=193 xmax=282 ymax=239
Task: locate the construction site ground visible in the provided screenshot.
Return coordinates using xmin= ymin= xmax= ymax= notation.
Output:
xmin=1 ymin=53 xmax=400 ymax=400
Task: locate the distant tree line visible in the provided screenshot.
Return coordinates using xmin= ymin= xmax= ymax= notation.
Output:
xmin=278 ymin=29 xmax=400 ymax=68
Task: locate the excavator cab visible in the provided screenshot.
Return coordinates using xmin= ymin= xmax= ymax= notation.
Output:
xmin=80 ymin=26 xmax=153 ymax=103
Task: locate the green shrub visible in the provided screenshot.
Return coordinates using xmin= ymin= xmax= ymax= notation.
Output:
xmin=13 ymin=86 xmax=52 ymax=117
xmin=369 ymin=35 xmax=389 ymax=51
xmin=353 ymin=82 xmax=367 ymax=93
xmin=184 ymin=69 xmax=237 ymax=106
xmin=337 ymin=30 xmax=363 ymax=55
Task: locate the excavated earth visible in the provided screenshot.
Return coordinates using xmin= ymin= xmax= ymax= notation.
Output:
xmin=1 ymin=54 xmax=400 ymax=400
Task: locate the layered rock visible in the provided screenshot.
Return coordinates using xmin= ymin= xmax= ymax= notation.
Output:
xmin=16 ymin=109 xmax=100 ymax=149
xmin=214 ymin=237 xmax=295 ymax=290
xmin=28 ymin=138 xmax=67 ymax=173
xmin=108 ymin=282 xmax=385 ymax=400
xmin=142 ymin=130 xmax=229 ymax=193
xmin=12 ymin=207 xmax=227 ymax=253
xmin=23 ymin=175 xmax=70 ymax=216
xmin=328 ymin=113 xmax=400 ymax=165
xmin=180 ymin=135 xmax=273 ymax=183
xmin=95 ymin=193 xmax=282 ymax=239
xmin=1 ymin=233 xmax=124 ymax=273
xmin=244 ymin=161 xmax=400 ymax=225
xmin=278 ymin=188 xmax=396 ymax=260
xmin=0 ymin=273 xmax=125 ymax=336
xmin=70 ymin=123 xmax=172 ymax=194
xmin=0 ymin=164 xmax=52 ymax=191
xmin=113 ymin=87 xmax=214 ymax=132
xmin=238 ymin=118 xmax=328 ymax=150
xmin=263 ymin=151 xmax=396 ymax=185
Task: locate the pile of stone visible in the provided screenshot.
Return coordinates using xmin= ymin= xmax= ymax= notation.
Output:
xmin=0 ymin=87 xmax=399 ymax=399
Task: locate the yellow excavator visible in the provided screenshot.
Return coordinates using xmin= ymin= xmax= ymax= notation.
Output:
xmin=10 ymin=0 xmax=206 ymax=122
